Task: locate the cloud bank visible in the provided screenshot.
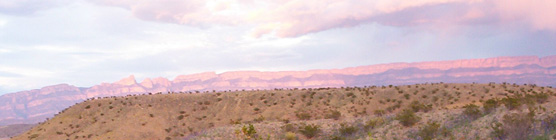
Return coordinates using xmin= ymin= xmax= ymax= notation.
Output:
xmin=86 ymin=0 xmax=556 ymax=37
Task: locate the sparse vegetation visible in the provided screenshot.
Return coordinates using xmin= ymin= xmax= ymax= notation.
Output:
xmin=11 ymin=83 xmax=556 ymax=140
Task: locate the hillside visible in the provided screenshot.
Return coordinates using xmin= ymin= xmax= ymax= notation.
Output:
xmin=0 ymin=124 xmax=34 ymax=139
xmin=1 ymin=55 xmax=556 ymax=126
xmin=13 ymin=83 xmax=556 ymax=140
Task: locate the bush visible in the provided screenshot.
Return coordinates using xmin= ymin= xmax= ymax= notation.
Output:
xmin=299 ymin=124 xmax=320 ymax=138
xmin=338 ymin=123 xmax=358 ymax=136
xmin=534 ymin=92 xmax=549 ymax=103
xmin=462 ymin=104 xmax=481 ymax=120
xmin=296 ymin=112 xmax=312 ymax=120
xmin=254 ymin=115 xmax=265 ymax=122
xmin=285 ymin=132 xmax=297 ymax=140
xmin=502 ymin=96 xmax=522 ymax=110
xmin=177 ymin=115 xmax=184 ymax=120
xmin=365 ymin=117 xmax=384 ymax=130
xmin=409 ymin=101 xmax=432 ymax=112
xmin=241 ymin=124 xmax=257 ymax=139
xmin=418 ymin=121 xmax=440 ymax=140
xmin=374 ymin=109 xmax=385 ymax=116
xmin=500 ymin=112 xmax=535 ymax=140
xmin=326 ymin=110 xmax=341 ymax=120
xmin=282 ymin=123 xmax=297 ymax=132
xmin=404 ymin=94 xmax=411 ymax=100
xmin=396 ymin=109 xmax=421 ymax=127
xmin=483 ymin=98 xmax=499 ymax=113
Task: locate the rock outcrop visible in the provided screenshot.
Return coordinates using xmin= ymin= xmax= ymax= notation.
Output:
xmin=1 ymin=55 xmax=555 ymax=125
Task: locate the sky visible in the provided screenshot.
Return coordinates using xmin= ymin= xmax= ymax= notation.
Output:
xmin=0 ymin=0 xmax=555 ymax=95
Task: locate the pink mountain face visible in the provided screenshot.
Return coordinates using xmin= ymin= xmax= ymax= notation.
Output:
xmin=0 ymin=55 xmax=555 ymax=125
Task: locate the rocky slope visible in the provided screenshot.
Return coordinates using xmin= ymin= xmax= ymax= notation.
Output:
xmin=1 ymin=55 xmax=555 ymax=125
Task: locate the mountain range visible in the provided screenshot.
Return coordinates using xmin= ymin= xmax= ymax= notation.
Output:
xmin=1 ymin=55 xmax=555 ymax=125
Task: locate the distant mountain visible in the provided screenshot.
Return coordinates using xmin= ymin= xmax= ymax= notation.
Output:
xmin=1 ymin=55 xmax=555 ymax=125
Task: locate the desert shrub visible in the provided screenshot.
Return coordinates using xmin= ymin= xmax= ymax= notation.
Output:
xmin=374 ymin=109 xmax=385 ymax=116
xmin=254 ymin=115 xmax=265 ymax=122
xmin=396 ymin=109 xmax=421 ymax=127
xmin=462 ymin=104 xmax=481 ymax=120
xmin=540 ymin=115 xmax=556 ymax=135
xmin=404 ymin=94 xmax=411 ymax=100
xmin=534 ymin=92 xmax=549 ymax=103
xmin=298 ymin=124 xmax=320 ymax=138
xmin=365 ymin=117 xmax=384 ymax=130
xmin=409 ymin=101 xmax=432 ymax=112
xmin=241 ymin=124 xmax=257 ymax=139
xmin=326 ymin=110 xmax=341 ymax=120
xmin=253 ymin=108 xmax=260 ymax=111
xmin=177 ymin=115 xmax=184 ymax=120
xmin=483 ymin=98 xmax=499 ymax=113
xmin=85 ymin=105 xmax=90 ymax=109
xmin=418 ymin=121 xmax=440 ymax=140
xmin=501 ymin=96 xmax=522 ymax=110
xmin=285 ymin=132 xmax=297 ymax=140
xmin=338 ymin=123 xmax=358 ymax=136
xmin=492 ymin=111 xmax=535 ymax=139
xmin=296 ymin=112 xmax=312 ymax=120
xmin=346 ymin=92 xmax=356 ymax=98
xmin=282 ymin=123 xmax=297 ymax=132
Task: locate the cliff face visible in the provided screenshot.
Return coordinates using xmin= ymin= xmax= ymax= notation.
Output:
xmin=1 ymin=55 xmax=555 ymax=125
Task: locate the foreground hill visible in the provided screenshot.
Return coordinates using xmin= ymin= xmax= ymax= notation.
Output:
xmin=13 ymin=83 xmax=556 ymax=140
xmin=1 ymin=55 xmax=556 ymax=125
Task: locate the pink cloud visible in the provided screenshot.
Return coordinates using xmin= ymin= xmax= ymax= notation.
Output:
xmin=88 ymin=0 xmax=556 ymax=37
xmin=492 ymin=0 xmax=556 ymax=31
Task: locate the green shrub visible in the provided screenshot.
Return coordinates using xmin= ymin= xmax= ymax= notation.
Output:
xmin=282 ymin=123 xmax=297 ymax=132
xmin=365 ymin=117 xmax=384 ymax=130
xmin=404 ymin=94 xmax=411 ymax=100
xmin=298 ymin=124 xmax=320 ymax=138
xmin=483 ymin=98 xmax=499 ymax=113
xmin=254 ymin=115 xmax=265 ymax=122
xmin=338 ymin=123 xmax=358 ymax=136
xmin=326 ymin=110 xmax=341 ymax=120
xmin=462 ymin=104 xmax=481 ymax=120
xmin=418 ymin=121 xmax=440 ymax=140
xmin=241 ymin=124 xmax=257 ymax=139
xmin=502 ymin=97 xmax=522 ymax=110
xmin=285 ymin=132 xmax=297 ymax=140
xmin=296 ymin=112 xmax=312 ymax=120
xmin=396 ymin=109 xmax=421 ymax=127
xmin=501 ymin=112 xmax=535 ymax=140
xmin=374 ymin=109 xmax=385 ymax=116
xmin=534 ymin=92 xmax=549 ymax=103
xmin=409 ymin=101 xmax=432 ymax=112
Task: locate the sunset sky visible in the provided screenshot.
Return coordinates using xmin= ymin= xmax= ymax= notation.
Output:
xmin=0 ymin=0 xmax=555 ymax=94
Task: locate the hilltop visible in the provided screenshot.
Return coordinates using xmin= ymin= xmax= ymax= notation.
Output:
xmin=13 ymin=83 xmax=556 ymax=140
xmin=1 ymin=55 xmax=556 ymax=126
